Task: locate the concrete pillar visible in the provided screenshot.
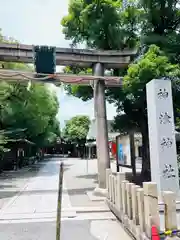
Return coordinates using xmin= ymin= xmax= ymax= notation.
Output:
xmin=122 ymin=180 xmax=128 ymax=216
xmin=109 ymin=174 xmax=112 ymax=201
xmin=143 ymin=182 xmax=159 ymax=238
xmin=110 ymin=174 xmax=114 ymax=202
xmin=93 ymin=63 xmax=110 ymax=190
xmin=114 ymin=175 xmax=117 ymax=205
xmin=88 ymin=146 xmax=91 ymax=159
xmin=126 ymin=182 xmax=133 ymax=220
xmin=132 ymin=184 xmax=140 ymax=225
xmin=116 ymin=172 xmax=126 ymax=212
xmin=146 ymin=79 xmax=179 ymax=196
xmin=106 ymin=168 xmax=111 ymax=198
xmin=137 ymin=188 xmax=145 ymax=233
xmin=163 ymin=191 xmax=177 ymax=230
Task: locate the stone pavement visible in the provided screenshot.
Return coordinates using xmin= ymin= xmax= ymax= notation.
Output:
xmin=0 ymin=166 xmax=38 ymax=210
xmin=0 ymin=157 xmax=132 ymax=240
xmin=59 ymin=157 xmax=132 ymax=240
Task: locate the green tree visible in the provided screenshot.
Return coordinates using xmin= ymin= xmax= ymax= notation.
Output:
xmin=1 ymin=82 xmax=60 ymax=146
xmin=0 ymin=30 xmax=33 ymax=152
xmin=61 ymin=0 xmax=143 ymax=178
xmin=120 ymin=45 xmax=177 ymax=179
xmin=61 ymin=0 xmax=141 ymax=99
xmin=60 ymin=0 xmax=180 ymax=181
xmin=61 ymin=0 xmax=140 ymax=50
xmin=63 ymin=115 xmax=90 ymax=142
xmin=0 ymin=30 xmax=60 ymax=149
xmin=140 ymin=0 xmax=180 ymax=63
xmin=63 ymin=66 xmax=94 ymax=101
xmin=0 ymin=131 xmax=8 ymax=152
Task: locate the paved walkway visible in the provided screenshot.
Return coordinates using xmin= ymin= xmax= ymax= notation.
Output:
xmin=0 ymin=157 xmax=132 ymax=240
xmin=0 ymin=166 xmax=37 ymax=210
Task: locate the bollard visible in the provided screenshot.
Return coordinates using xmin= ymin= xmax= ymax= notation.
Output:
xmin=56 ymin=162 xmax=64 ymax=240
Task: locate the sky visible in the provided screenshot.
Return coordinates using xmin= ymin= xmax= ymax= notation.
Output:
xmin=0 ymin=0 xmax=117 ymax=128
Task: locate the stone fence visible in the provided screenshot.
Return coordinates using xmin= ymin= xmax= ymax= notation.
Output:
xmin=105 ymin=169 xmax=179 ymax=240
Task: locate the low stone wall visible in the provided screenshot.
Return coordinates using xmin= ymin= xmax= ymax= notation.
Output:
xmin=106 ymin=169 xmax=179 ymax=240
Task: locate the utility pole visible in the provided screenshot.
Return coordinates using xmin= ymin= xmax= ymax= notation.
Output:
xmin=93 ymin=63 xmax=110 ymax=191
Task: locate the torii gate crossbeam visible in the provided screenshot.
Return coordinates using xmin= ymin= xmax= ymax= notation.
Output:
xmin=0 ymin=43 xmax=136 ymax=68
xmin=0 ymin=43 xmax=135 ymax=194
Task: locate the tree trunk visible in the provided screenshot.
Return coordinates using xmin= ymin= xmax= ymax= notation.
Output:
xmin=140 ymin=122 xmax=151 ymax=182
xmin=129 ymin=131 xmax=136 ymax=179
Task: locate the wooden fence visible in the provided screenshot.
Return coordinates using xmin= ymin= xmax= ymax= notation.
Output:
xmin=106 ymin=169 xmax=179 ymax=240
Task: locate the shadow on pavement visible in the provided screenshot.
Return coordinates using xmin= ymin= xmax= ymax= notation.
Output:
xmin=0 ymin=189 xmax=67 ymax=199
xmin=0 ymin=160 xmax=72 ymax=180
xmin=0 ymin=184 xmax=17 ymax=189
xmin=0 ymin=158 xmax=71 ymax=201
xmin=67 ymin=187 xmax=94 ymax=196
xmin=76 ymin=174 xmax=98 ymax=184
xmin=28 ymin=162 xmax=72 ymax=177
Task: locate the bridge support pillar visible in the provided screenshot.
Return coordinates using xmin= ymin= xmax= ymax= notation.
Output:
xmin=93 ymin=63 xmax=110 ymax=192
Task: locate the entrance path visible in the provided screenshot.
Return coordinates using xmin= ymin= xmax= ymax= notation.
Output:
xmin=0 ymin=165 xmax=38 ymax=210
xmin=0 ymin=157 xmax=132 ymax=240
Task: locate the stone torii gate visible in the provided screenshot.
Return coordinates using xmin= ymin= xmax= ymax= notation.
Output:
xmin=0 ymin=43 xmax=136 ymax=194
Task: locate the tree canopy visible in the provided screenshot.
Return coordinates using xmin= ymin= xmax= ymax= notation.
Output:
xmin=61 ymin=0 xmax=180 ymax=180
xmin=62 ymin=115 xmax=90 ymax=142
xmin=61 ymin=0 xmax=141 ymax=101
xmin=0 ymin=30 xmax=61 ymax=152
xmin=61 ymin=0 xmax=140 ymax=50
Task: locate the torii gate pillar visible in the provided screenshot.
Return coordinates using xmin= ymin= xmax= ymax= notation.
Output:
xmin=93 ymin=63 xmax=110 ymax=192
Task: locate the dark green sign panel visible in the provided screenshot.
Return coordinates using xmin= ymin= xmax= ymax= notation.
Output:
xmin=33 ymin=46 xmax=56 ymax=81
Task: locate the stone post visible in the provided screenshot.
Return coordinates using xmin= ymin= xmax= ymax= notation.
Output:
xmin=137 ymin=188 xmax=145 ymax=233
xmin=126 ymin=182 xmax=133 ymax=220
xmin=112 ymin=175 xmax=116 ymax=204
xmin=106 ymin=168 xmax=111 ymax=199
xmin=109 ymin=174 xmax=112 ymax=201
xmin=146 ymin=79 xmax=179 ymax=196
xmin=143 ymin=182 xmax=160 ymax=238
xmin=113 ymin=175 xmax=117 ymax=205
xmin=116 ymin=172 xmax=125 ymax=212
xmin=122 ymin=180 xmax=128 ymax=216
xmin=163 ymin=191 xmax=177 ymax=230
xmin=132 ymin=185 xmax=140 ymax=226
xmin=93 ymin=63 xmax=110 ymax=191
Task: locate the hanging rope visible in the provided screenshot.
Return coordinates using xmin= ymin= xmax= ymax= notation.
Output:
xmin=0 ymin=71 xmax=122 ymax=84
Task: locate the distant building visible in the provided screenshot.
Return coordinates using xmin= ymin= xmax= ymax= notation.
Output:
xmin=85 ymin=119 xmax=119 ymax=159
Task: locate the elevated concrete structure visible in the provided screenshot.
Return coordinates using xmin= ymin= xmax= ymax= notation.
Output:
xmin=0 ymin=43 xmax=136 ymax=68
